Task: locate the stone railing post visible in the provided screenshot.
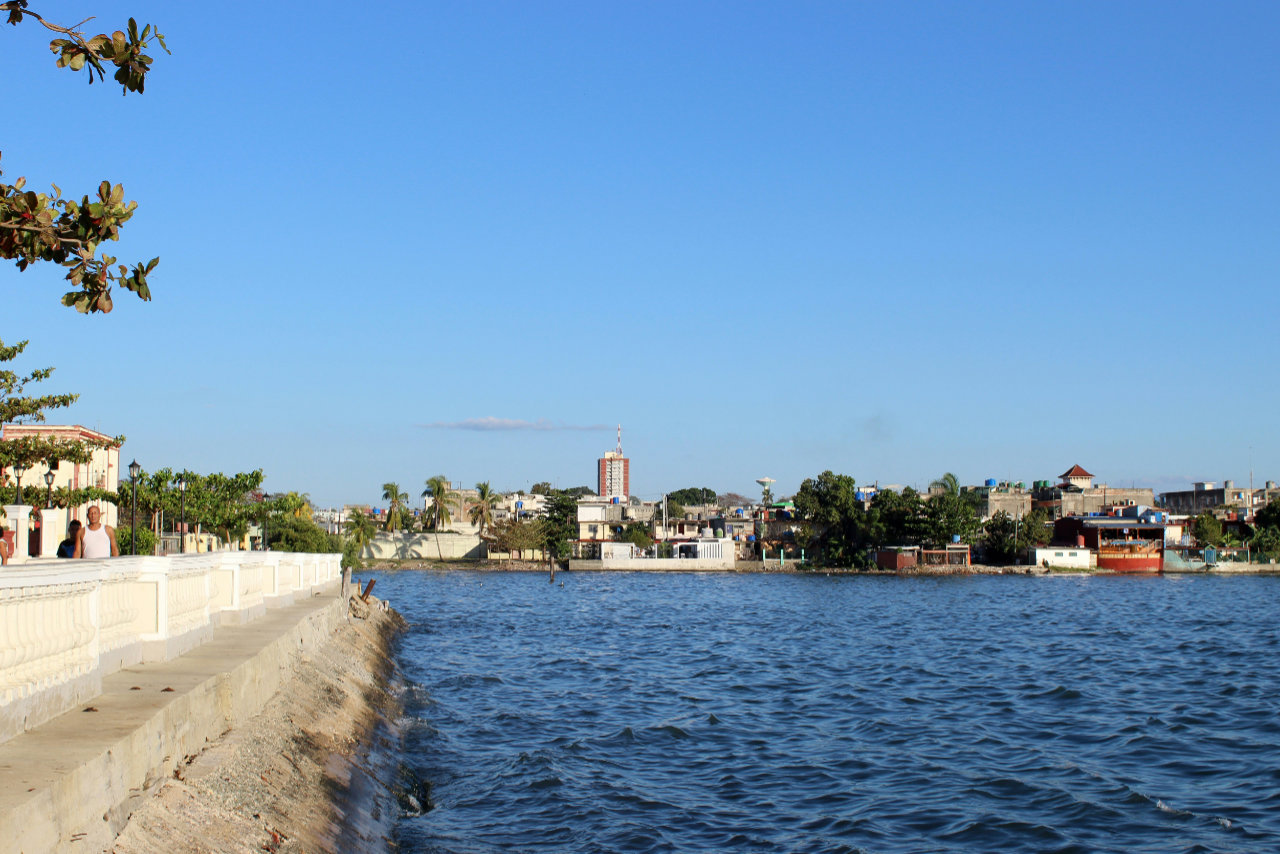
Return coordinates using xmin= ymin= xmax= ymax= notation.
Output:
xmin=4 ymin=505 xmax=32 ymax=565
xmin=39 ymin=507 xmax=68 ymax=559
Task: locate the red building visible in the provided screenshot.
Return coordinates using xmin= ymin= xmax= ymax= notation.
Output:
xmin=597 ymin=425 xmax=629 ymax=499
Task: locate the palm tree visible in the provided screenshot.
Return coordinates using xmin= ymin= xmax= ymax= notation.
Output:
xmin=423 ymin=475 xmax=457 ymax=561
xmin=381 ymin=481 xmax=408 ymax=532
xmin=344 ymin=509 xmax=377 ymax=555
xmin=468 ymin=481 xmax=501 ymax=536
xmin=930 ymin=472 xmax=961 ymax=496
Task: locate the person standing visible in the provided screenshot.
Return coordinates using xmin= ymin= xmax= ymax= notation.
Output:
xmin=74 ymin=506 xmax=119 ymax=558
xmin=57 ymin=520 xmax=81 ymax=558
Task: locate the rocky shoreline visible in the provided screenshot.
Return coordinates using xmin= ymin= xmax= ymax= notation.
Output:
xmin=108 ymin=595 xmax=407 ymax=854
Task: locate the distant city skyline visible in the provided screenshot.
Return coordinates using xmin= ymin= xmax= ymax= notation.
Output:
xmin=5 ymin=2 xmax=1278 ymax=509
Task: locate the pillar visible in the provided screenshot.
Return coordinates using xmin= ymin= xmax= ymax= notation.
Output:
xmin=40 ymin=507 xmax=68 ymax=558
xmin=5 ymin=505 xmax=32 ymax=565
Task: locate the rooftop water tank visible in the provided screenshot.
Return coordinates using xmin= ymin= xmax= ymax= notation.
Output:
xmin=986 ymin=478 xmax=997 ymax=487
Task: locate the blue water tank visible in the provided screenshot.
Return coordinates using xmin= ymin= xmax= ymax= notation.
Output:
xmin=747 ymin=535 xmax=756 ymax=542
xmin=612 ymin=496 xmax=619 ymax=504
xmin=985 ymin=478 xmax=997 ymax=487
xmin=855 ymin=491 xmax=865 ymax=501
xmin=952 ymin=535 xmax=961 ymax=543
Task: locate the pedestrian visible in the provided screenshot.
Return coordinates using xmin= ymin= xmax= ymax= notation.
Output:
xmin=57 ymin=519 xmax=81 ymax=558
xmin=74 ymin=506 xmax=119 ymax=558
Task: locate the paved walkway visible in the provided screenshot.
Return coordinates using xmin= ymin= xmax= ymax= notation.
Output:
xmin=0 ymin=589 xmax=346 ymax=852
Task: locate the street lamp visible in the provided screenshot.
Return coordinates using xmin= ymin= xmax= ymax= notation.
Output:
xmin=13 ymin=462 xmax=26 ymax=505
xmin=128 ymin=459 xmax=141 ymax=556
xmin=44 ymin=468 xmax=55 ymax=509
xmin=178 ymin=475 xmax=187 ymax=554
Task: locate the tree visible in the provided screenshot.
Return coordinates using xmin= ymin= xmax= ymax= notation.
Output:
xmin=1254 ymin=501 xmax=1280 ymax=532
xmin=929 ymin=472 xmax=961 ymax=496
xmin=381 ymin=481 xmax=408 ymax=532
xmin=423 ymin=474 xmax=457 ymax=561
xmin=192 ymin=470 xmax=265 ymax=547
xmin=616 ymin=522 xmax=653 ymax=550
xmin=117 ymin=467 xmax=264 ymax=548
xmin=716 ymin=492 xmax=751 ymax=507
xmin=530 ymin=481 xmax=552 ymax=495
xmin=792 ymin=470 xmax=869 ymax=568
xmin=468 ymin=481 xmax=500 ymax=536
xmin=2 ymin=6 xmax=167 ymax=312
xmin=488 ymin=517 xmax=546 ymax=558
xmin=541 ymin=490 xmax=579 ymax=560
xmin=1191 ymin=512 xmax=1223 ymax=548
xmin=867 ymin=487 xmax=925 ymax=548
xmin=266 ymin=513 xmax=340 ymax=555
xmin=667 ymin=487 xmax=717 ymax=506
xmin=922 ymin=492 xmax=981 ymax=548
xmin=1251 ymin=525 xmax=1280 ymax=563
xmin=0 ymin=338 xmax=122 ymax=483
xmin=344 ymin=508 xmax=376 ymax=554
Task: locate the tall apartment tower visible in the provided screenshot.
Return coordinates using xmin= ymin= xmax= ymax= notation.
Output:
xmin=597 ymin=424 xmax=630 ymax=500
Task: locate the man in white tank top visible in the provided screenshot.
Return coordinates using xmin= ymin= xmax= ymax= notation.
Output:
xmin=74 ymin=506 xmax=119 ymax=559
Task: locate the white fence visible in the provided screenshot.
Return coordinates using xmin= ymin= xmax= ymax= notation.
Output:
xmin=0 ymin=550 xmax=342 ymax=744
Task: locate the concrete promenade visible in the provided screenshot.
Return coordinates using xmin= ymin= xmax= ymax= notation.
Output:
xmin=0 ymin=550 xmax=345 ymax=852
xmin=0 ymin=581 xmax=349 ymax=852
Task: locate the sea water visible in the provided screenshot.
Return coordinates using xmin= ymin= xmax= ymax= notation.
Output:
xmin=372 ymin=570 xmax=1280 ymax=853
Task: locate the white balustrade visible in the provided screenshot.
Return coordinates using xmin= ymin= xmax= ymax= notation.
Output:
xmin=0 ymin=550 xmax=342 ymax=743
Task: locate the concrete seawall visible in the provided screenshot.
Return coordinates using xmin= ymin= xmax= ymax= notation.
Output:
xmin=0 ymin=565 xmax=387 ymax=852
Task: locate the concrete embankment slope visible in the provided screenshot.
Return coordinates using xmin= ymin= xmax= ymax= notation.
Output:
xmin=0 ymin=585 xmax=404 ymax=853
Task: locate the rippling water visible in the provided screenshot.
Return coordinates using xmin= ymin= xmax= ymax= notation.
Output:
xmin=370 ymin=571 xmax=1280 ymax=853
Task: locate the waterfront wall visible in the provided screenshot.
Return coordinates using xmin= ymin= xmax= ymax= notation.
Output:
xmin=365 ymin=532 xmax=484 ymax=560
xmin=0 ymin=550 xmax=342 ymax=743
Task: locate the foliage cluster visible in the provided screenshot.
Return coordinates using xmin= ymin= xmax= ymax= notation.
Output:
xmin=666 ymin=487 xmax=716 ymax=507
xmin=488 ymin=517 xmax=546 ymax=555
xmin=531 ymin=482 xmax=594 ymax=497
xmin=982 ymin=509 xmax=1053 ymax=564
xmin=1249 ymin=502 xmax=1280 ymax=562
xmin=265 ymin=513 xmax=341 ymax=556
xmin=120 ymin=467 xmax=267 ymax=548
xmin=793 ymin=470 xmax=1037 ymax=568
xmin=1 ymin=6 xmax=166 ymax=312
xmin=0 ymin=338 xmax=122 ymax=481
xmin=1191 ymin=512 xmax=1223 ymax=548
xmin=114 ymin=524 xmax=154 ymax=557
xmin=616 ymin=522 xmax=653 ymax=550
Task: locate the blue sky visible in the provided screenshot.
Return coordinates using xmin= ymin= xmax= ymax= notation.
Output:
xmin=3 ymin=2 xmax=1277 ymax=508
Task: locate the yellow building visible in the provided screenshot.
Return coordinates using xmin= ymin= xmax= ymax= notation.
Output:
xmin=1 ymin=424 xmax=122 ymax=527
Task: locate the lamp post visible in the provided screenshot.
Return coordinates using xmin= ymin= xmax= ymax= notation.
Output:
xmin=128 ymin=459 xmax=141 ymax=556
xmin=13 ymin=463 xmax=26 ymax=505
xmin=262 ymin=493 xmax=269 ymax=552
xmin=178 ymin=475 xmax=187 ymax=554
xmin=44 ymin=468 xmax=55 ymax=509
